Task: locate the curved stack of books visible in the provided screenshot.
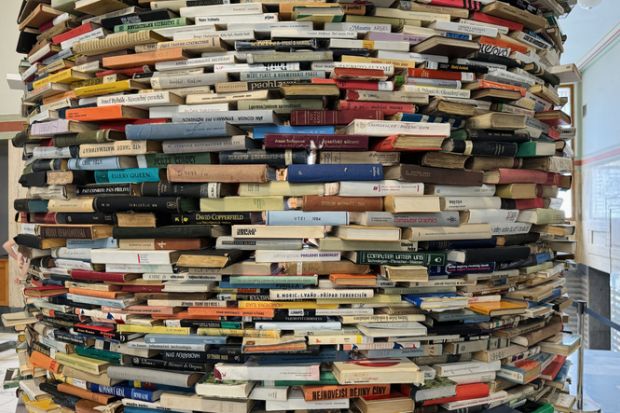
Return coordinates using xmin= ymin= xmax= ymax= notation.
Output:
xmin=6 ymin=0 xmax=582 ymax=412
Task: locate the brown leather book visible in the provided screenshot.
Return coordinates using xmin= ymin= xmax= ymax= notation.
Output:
xmin=467 ymin=156 xmax=522 ymax=171
xmin=115 ymin=213 xmax=157 ymax=228
xmin=167 ymin=164 xmax=274 ymax=183
xmin=302 ymin=196 xmax=383 ymax=212
xmin=421 ymin=152 xmax=470 ymax=169
xmin=75 ymin=399 xmax=104 ymax=413
xmin=384 ymin=164 xmax=483 ymax=186
xmin=57 ymin=383 xmax=114 ymax=405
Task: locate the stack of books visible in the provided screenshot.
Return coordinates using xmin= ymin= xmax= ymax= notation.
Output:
xmin=6 ymin=0 xmax=583 ymax=412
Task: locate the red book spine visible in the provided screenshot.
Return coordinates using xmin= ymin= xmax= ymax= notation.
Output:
xmin=423 ymin=383 xmax=489 ymax=406
xmin=264 ymin=134 xmax=369 ymax=150
xmin=428 ymin=0 xmax=481 ymax=9
xmin=338 ymin=100 xmax=415 ymax=116
xmin=546 ymin=127 xmax=561 ymax=140
xmin=29 ymin=213 xmax=58 ymax=224
xmin=408 ymin=68 xmax=466 ymax=81
xmin=470 ymin=11 xmax=524 ymax=31
xmin=513 ymin=198 xmax=545 ymax=209
xmin=97 ymin=118 xmax=167 ymax=131
xmin=70 ymin=270 xmax=127 ymax=283
xmin=498 ymin=168 xmax=549 ymax=184
xmin=313 ymin=78 xmax=385 ymax=91
xmin=290 ymin=110 xmax=383 ymax=126
xmin=333 ymin=67 xmax=386 ymax=80
xmin=39 ymin=21 xmax=55 ymax=33
xmin=52 ymin=23 xmax=97 ymax=45
xmin=96 ymin=66 xmax=147 ymax=78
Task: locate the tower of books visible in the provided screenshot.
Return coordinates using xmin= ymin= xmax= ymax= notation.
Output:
xmin=5 ymin=0 xmax=583 ymax=412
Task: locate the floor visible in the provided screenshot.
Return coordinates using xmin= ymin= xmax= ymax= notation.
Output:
xmin=0 ymin=332 xmax=18 ymax=413
xmin=569 ymin=349 xmax=620 ymax=413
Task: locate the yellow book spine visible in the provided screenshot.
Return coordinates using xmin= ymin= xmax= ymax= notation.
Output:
xmin=74 ymin=80 xmax=134 ymax=98
xmin=237 ymin=301 xmax=339 ymax=309
xmin=116 ymin=325 xmax=191 ymax=335
xmin=55 ymin=353 xmax=107 ymax=374
xmin=32 ymin=69 xmax=77 ymax=90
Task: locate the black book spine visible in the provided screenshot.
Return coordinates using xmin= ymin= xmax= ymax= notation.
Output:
xmin=141 ymin=182 xmax=205 ymax=198
xmin=53 ymin=330 xmax=91 ymax=346
xmin=171 ymin=212 xmax=260 ymax=225
xmin=187 ymin=0 xmax=227 ymax=6
xmin=161 ymin=350 xmax=244 ymax=363
xmin=55 ymin=213 xmax=115 ymax=225
xmin=219 ymin=150 xmax=308 ymax=167
xmin=19 ymin=172 xmax=47 ymax=187
xmin=112 ymin=225 xmax=223 ymax=239
xmin=504 ymin=0 xmax=538 ymax=13
xmin=93 ymin=196 xmax=184 ymax=213
xmin=14 ymin=199 xmax=30 ymax=212
xmin=31 ymin=159 xmax=62 ymax=172
xmin=235 ymin=39 xmax=320 ymax=51
xmin=13 ymin=234 xmax=42 ymax=249
xmin=469 ymin=52 xmax=521 ymax=68
xmin=130 ymin=356 xmax=210 ymax=372
xmin=100 ymin=10 xmax=173 ymax=30
xmin=246 ymin=79 xmax=312 ymax=91
xmin=499 ymin=233 xmax=540 ymax=246
xmin=471 ymin=141 xmax=518 ymax=157
xmin=76 ymin=184 xmax=135 ymax=196
xmin=31 ymin=341 xmax=51 ymax=356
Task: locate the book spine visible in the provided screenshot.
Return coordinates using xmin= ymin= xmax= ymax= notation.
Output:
xmin=265 ymin=211 xmax=349 ymax=226
xmin=303 ymin=196 xmax=383 ymax=212
xmin=287 ymin=164 xmax=383 ymax=183
xmin=171 ymin=212 xmax=259 ymax=225
xmin=219 ymin=150 xmax=308 ymax=166
xmin=264 ymin=134 xmax=369 ymax=150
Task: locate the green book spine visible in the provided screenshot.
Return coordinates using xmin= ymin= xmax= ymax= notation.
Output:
xmin=273 ymin=371 xmax=339 ymax=386
xmin=450 ymin=129 xmax=468 ymax=140
xmin=516 ymin=141 xmax=538 ymax=157
xmin=75 ymin=346 xmax=121 ymax=364
xmin=114 ymin=18 xmax=188 ymax=33
xmin=141 ymin=153 xmax=215 ymax=168
xmin=532 ymin=403 xmax=554 ymax=413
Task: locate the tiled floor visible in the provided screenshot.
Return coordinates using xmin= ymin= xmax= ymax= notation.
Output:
xmin=0 ymin=332 xmax=18 ymax=413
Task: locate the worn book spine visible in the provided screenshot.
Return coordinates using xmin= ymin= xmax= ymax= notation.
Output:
xmin=302 ymin=196 xmax=383 ymax=212
xmin=264 ymin=134 xmax=369 ymax=150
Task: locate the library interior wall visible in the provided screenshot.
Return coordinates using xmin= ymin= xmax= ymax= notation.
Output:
xmin=0 ymin=2 xmax=23 ymax=256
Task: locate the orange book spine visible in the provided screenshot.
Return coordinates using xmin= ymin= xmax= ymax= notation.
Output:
xmin=186 ymin=307 xmax=275 ymax=317
xmin=479 ymin=36 xmax=529 ymax=54
xmin=57 ymin=383 xmax=113 ymax=405
xmin=29 ymin=351 xmax=61 ymax=374
xmin=42 ymin=90 xmax=76 ymax=105
xmin=103 ymin=48 xmax=186 ymax=69
xmin=373 ymin=135 xmax=440 ymax=152
xmin=68 ymin=287 xmax=126 ymax=299
xmin=477 ymin=80 xmax=527 ymax=96
xmin=66 ymin=105 xmax=131 ymax=121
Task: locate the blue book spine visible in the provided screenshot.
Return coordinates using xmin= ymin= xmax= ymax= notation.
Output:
xmin=126 ymin=122 xmax=228 ymax=141
xmin=28 ymin=200 xmax=49 ymax=213
xmin=67 ymin=237 xmax=117 ymax=249
xmin=287 ymin=164 xmax=383 ymax=183
xmin=534 ymin=252 xmax=553 ymax=264
xmin=66 ymin=293 xmax=128 ymax=308
xmin=95 ymin=168 xmax=161 ymax=184
xmin=69 ymin=157 xmax=121 ymax=171
xmin=144 ymin=334 xmax=227 ymax=345
xmin=398 ymin=113 xmax=465 ymax=130
xmin=252 ymin=125 xmax=335 ymax=140
xmin=444 ymin=32 xmax=471 ymax=41
xmin=87 ymin=384 xmax=159 ymax=402
xmin=265 ymin=211 xmax=349 ymax=226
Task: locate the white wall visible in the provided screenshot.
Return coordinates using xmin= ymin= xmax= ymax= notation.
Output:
xmin=0 ymin=1 xmax=26 ymax=116
xmin=560 ymin=1 xmax=620 ymax=64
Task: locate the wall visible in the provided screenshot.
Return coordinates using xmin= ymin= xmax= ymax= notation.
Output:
xmin=0 ymin=1 xmax=25 ymax=115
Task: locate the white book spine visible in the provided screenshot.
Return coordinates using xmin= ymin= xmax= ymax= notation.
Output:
xmin=465 ymin=209 xmax=519 ymax=224
xmin=337 ymin=181 xmax=424 ymax=197
xmin=249 ymin=386 xmax=289 ymax=401
xmin=429 ymin=184 xmax=496 ymax=196
xmin=98 ymin=91 xmax=177 ymax=107
xmin=489 ymin=222 xmax=532 ymax=236
xmin=325 ymin=22 xmax=391 ymax=33
xmin=254 ymin=250 xmax=341 ymax=263
xmin=180 ymin=3 xmax=264 ymax=17
xmin=431 ymin=21 xmax=498 ymax=37
xmin=269 ymin=289 xmax=373 ymax=300
xmin=62 ymin=28 xmax=106 ymax=50
xmin=196 ymin=13 xmax=277 ymax=26
xmin=441 ymin=196 xmax=502 ymax=211
xmin=401 ymin=84 xmax=471 ymax=98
